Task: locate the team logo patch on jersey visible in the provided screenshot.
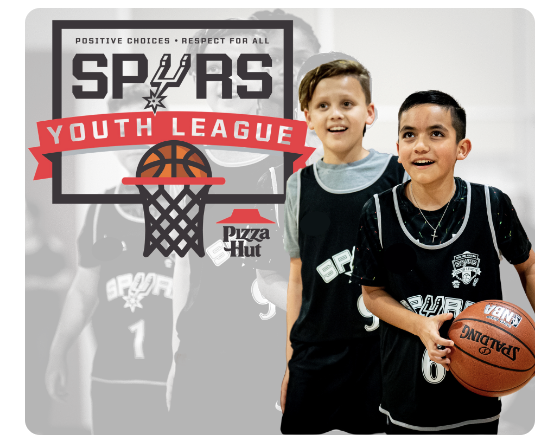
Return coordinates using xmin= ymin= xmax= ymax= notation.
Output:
xmin=123 ymin=293 xmax=145 ymax=312
xmin=452 ymin=251 xmax=481 ymax=287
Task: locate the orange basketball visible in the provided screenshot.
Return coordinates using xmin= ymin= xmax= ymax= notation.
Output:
xmin=447 ymin=300 xmax=534 ymax=397
xmin=136 ymin=141 xmax=211 ymax=178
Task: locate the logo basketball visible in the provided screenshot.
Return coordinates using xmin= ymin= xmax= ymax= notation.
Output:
xmin=451 ymin=251 xmax=481 ymax=287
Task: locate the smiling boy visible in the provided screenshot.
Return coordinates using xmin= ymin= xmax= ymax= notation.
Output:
xmin=280 ymin=60 xmax=406 ymax=434
xmin=352 ymin=90 xmax=535 ymax=434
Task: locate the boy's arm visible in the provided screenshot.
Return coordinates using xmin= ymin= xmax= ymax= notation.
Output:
xmin=489 ymin=187 xmax=534 ymax=311
xmin=362 ymin=285 xmax=454 ymax=370
xmin=167 ymin=254 xmax=191 ymax=410
xmin=45 ymin=266 xmax=100 ymax=402
xmin=257 ymin=170 xmax=299 ymax=311
xmin=281 ymin=257 xmax=302 ymax=413
xmin=514 ymin=249 xmax=535 ymax=311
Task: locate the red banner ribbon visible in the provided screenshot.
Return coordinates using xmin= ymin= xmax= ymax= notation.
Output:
xmin=29 ymin=111 xmax=316 ymax=180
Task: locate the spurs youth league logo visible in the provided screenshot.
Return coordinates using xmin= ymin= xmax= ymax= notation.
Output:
xmin=452 ymin=251 xmax=481 ymax=287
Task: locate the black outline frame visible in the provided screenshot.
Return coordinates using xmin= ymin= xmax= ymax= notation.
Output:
xmin=51 ymin=20 xmax=294 ymax=205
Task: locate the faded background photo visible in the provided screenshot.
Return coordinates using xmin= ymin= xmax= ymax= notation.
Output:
xmin=25 ymin=8 xmax=535 ymax=435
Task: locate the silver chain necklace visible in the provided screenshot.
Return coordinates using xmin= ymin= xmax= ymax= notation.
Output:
xmin=410 ymin=182 xmax=456 ymax=243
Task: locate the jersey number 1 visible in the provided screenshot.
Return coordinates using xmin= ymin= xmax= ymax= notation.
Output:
xmin=128 ymin=320 xmax=145 ymax=359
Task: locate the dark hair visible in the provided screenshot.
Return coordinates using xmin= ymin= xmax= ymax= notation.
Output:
xmin=250 ymin=9 xmax=321 ymax=53
xmin=398 ymin=90 xmax=466 ymax=143
xmin=298 ymin=59 xmax=372 ymax=111
xmin=108 ymin=83 xmax=151 ymax=113
xmin=186 ymin=23 xmax=266 ymax=74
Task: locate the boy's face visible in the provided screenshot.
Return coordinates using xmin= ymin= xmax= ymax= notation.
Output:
xmin=397 ymin=104 xmax=471 ymax=186
xmin=304 ymin=75 xmax=374 ymax=156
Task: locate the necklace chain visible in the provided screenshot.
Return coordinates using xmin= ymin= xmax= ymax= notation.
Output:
xmin=410 ymin=182 xmax=456 ymax=242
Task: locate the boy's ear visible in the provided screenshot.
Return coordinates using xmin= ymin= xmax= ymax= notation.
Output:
xmin=365 ymin=103 xmax=376 ymax=126
xmin=396 ymin=141 xmax=406 ymax=166
xmin=456 ymin=139 xmax=472 ymax=161
xmin=304 ymin=109 xmax=314 ymax=130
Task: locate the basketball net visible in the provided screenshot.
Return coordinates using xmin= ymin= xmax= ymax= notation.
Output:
xmin=123 ymin=140 xmax=225 ymax=258
xmin=135 ymin=183 xmax=211 ymax=258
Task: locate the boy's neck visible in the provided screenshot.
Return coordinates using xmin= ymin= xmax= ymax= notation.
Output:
xmin=322 ymin=146 xmax=369 ymax=165
xmin=407 ymin=175 xmax=456 ymax=211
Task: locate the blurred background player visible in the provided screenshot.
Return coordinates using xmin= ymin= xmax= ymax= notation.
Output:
xmin=26 ymin=200 xmax=71 ymax=433
xmin=45 ymin=85 xmax=176 ymax=434
xmin=168 ymin=18 xmax=312 ymax=433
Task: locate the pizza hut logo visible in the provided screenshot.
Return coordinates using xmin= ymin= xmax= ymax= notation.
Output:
xmin=452 ymin=251 xmax=481 ymax=286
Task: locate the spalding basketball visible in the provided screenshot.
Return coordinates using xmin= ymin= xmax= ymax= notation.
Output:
xmin=136 ymin=141 xmax=211 ymax=178
xmin=448 ymin=300 xmax=534 ymax=397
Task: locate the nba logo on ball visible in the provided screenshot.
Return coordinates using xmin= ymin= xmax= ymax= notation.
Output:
xmin=483 ymin=303 xmax=523 ymax=328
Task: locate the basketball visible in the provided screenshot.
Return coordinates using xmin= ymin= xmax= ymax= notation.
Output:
xmin=136 ymin=140 xmax=211 ymax=178
xmin=447 ymin=300 xmax=534 ymax=397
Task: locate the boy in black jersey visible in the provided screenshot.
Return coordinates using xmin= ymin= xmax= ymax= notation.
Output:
xmin=281 ymin=60 xmax=406 ymax=434
xmin=352 ymin=90 xmax=535 ymax=434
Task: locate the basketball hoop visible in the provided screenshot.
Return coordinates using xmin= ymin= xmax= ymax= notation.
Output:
xmin=122 ymin=140 xmax=225 ymax=258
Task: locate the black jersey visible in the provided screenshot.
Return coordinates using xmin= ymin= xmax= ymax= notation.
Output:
xmin=78 ymin=189 xmax=174 ymax=383
xmin=291 ymin=158 xmax=405 ymax=344
xmin=172 ymin=155 xmax=284 ymax=433
xmin=374 ymin=182 xmax=502 ymax=430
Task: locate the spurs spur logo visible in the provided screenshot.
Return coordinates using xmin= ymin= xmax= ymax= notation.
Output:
xmin=452 ymin=251 xmax=481 ymax=287
xmin=144 ymin=54 xmax=191 ymax=114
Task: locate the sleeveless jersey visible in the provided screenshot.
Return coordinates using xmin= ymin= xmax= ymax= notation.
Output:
xmin=88 ymin=192 xmax=174 ymax=384
xmin=173 ymin=155 xmax=284 ymax=433
xmin=376 ymin=182 xmax=502 ymax=430
xmin=292 ymin=156 xmax=405 ymax=343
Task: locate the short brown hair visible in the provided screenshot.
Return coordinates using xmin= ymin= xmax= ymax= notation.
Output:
xmin=298 ymin=59 xmax=372 ymax=111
